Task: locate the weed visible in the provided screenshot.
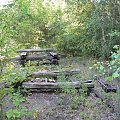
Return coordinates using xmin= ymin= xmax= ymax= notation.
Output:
xmin=0 ymin=60 xmax=36 ymax=119
xmin=58 ymin=74 xmax=87 ymax=110
xmin=91 ymin=45 xmax=120 ymax=119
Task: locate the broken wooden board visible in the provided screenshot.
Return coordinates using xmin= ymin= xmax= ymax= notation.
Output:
xmin=30 ymin=69 xmax=81 ymax=78
xmin=17 ymin=48 xmax=54 ymax=53
xmin=96 ymin=77 xmax=117 ymax=93
xmin=22 ymin=81 xmax=94 ymax=91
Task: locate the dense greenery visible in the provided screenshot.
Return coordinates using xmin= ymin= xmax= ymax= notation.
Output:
xmin=0 ymin=0 xmax=120 ymax=58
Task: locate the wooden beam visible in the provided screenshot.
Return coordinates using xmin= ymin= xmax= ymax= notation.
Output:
xmin=14 ymin=56 xmax=59 ymax=66
xmin=15 ymin=54 xmax=48 ymax=61
xmin=30 ymin=69 xmax=81 ymax=78
xmin=15 ymin=54 xmax=59 ymax=62
xmin=96 ymin=77 xmax=117 ymax=93
xmin=22 ymin=81 xmax=94 ymax=89
xmin=17 ymin=48 xmax=54 ymax=53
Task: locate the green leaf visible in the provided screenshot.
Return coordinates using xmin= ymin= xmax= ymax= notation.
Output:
xmin=99 ymin=66 xmax=104 ymax=71
xmin=112 ymin=72 xmax=119 ymax=78
xmin=6 ymin=109 xmax=13 ymax=119
xmin=13 ymin=109 xmax=21 ymax=118
xmin=106 ymin=76 xmax=113 ymax=81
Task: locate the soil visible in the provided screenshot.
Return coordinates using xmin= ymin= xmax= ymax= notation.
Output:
xmin=25 ymin=90 xmax=118 ymax=120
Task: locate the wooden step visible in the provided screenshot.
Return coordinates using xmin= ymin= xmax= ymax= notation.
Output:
xmin=22 ymin=81 xmax=94 ymax=89
xmin=30 ymin=69 xmax=81 ymax=78
xmin=17 ymin=48 xmax=54 ymax=53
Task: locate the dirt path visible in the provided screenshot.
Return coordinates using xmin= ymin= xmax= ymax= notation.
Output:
xmin=26 ymin=91 xmax=117 ymax=120
xmin=27 ymin=92 xmax=83 ymax=120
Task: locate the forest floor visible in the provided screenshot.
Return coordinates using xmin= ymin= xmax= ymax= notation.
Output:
xmin=24 ymin=57 xmax=119 ymax=120
xmin=2 ymin=57 xmax=119 ymax=120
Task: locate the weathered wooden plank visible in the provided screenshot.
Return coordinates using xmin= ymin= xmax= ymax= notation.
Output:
xmin=96 ymin=77 xmax=117 ymax=93
xmin=14 ymin=56 xmax=59 ymax=66
xmin=15 ymin=54 xmax=59 ymax=63
xmin=20 ymin=52 xmax=28 ymax=61
xmin=15 ymin=49 xmax=59 ymax=66
xmin=22 ymin=81 xmax=94 ymax=89
xmin=20 ymin=52 xmax=28 ymax=56
xmin=15 ymin=54 xmax=48 ymax=61
xmin=17 ymin=48 xmax=54 ymax=53
xmin=30 ymin=69 xmax=81 ymax=78
xmin=24 ymin=88 xmax=61 ymax=92
xmin=26 ymin=54 xmax=47 ymax=60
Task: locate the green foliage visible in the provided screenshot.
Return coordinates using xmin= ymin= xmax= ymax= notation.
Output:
xmin=58 ymin=0 xmax=120 ymax=58
xmin=6 ymin=92 xmax=32 ymax=120
xmin=4 ymin=64 xmax=34 ymax=87
xmin=107 ymin=45 xmax=120 ymax=80
xmin=91 ymin=45 xmax=120 ymax=118
xmin=0 ymin=1 xmax=35 ymax=119
xmin=91 ymin=45 xmax=120 ymax=80
xmin=1 ymin=0 xmax=119 ymax=58
xmin=58 ymin=75 xmax=87 ymax=109
xmin=0 ymin=61 xmax=34 ymax=119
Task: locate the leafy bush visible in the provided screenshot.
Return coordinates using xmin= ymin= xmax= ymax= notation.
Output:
xmin=6 ymin=92 xmax=32 ymax=120
xmin=91 ymin=45 xmax=120 ymax=80
xmin=91 ymin=45 xmax=120 ymax=118
xmin=0 ymin=60 xmax=35 ymax=119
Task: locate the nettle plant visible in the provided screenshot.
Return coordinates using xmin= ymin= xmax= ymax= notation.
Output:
xmin=91 ymin=45 xmax=120 ymax=80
